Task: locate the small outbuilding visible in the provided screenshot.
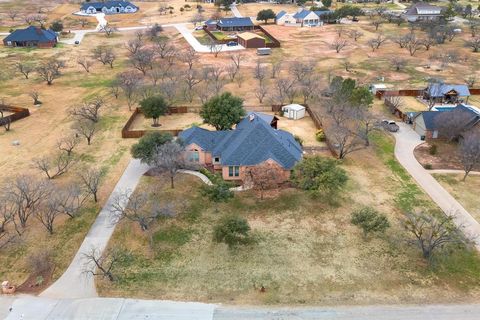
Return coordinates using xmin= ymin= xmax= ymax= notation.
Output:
xmin=3 ymin=26 xmax=57 ymax=48
xmin=282 ymin=104 xmax=306 ymax=120
xmin=237 ymin=32 xmax=265 ymax=48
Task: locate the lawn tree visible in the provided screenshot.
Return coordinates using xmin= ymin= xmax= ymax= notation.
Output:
xmin=351 ymin=207 xmax=390 ymax=239
xmin=32 ymin=14 xmax=47 ymax=28
xmin=421 ymin=37 xmax=435 ymax=51
xmin=466 ymin=36 xmax=480 ymax=52
xmin=78 ymin=167 xmax=103 ymax=203
xmin=117 ymin=71 xmax=143 ymax=110
xmin=92 ymin=45 xmax=116 ymax=68
xmin=153 ymin=38 xmax=176 ymax=59
xmin=139 ymin=95 xmax=168 ymax=127
xmin=130 ymin=48 xmax=155 ymax=75
xmin=15 ymin=61 xmax=35 ymax=79
xmin=203 ymin=65 xmax=224 ymax=92
xmin=200 ymin=92 xmax=245 ymax=130
xmin=180 ymin=47 xmax=197 ymax=70
xmin=347 ymin=29 xmax=363 ymax=42
xmin=342 ymin=60 xmax=353 ymax=72
xmin=190 ymin=13 xmax=205 ymax=27
xmin=33 ymin=152 xmax=75 ymax=180
xmin=256 ymin=9 xmax=276 ymax=24
xmin=29 ymin=91 xmax=41 ymax=105
xmin=372 ymin=19 xmax=383 ymax=31
xmin=254 ymin=60 xmax=267 ymax=82
xmin=291 ymin=156 xmax=348 ymax=197
xmin=158 ymin=77 xmax=179 ymax=106
xmin=24 ymin=15 xmax=35 ymax=25
xmin=208 ymin=39 xmax=222 ymax=58
xmin=458 ymin=131 xmax=480 ymax=181
xmin=69 ymin=96 xmax=105 ymax=123
xmin=330 ymin=38 xmax=348 ymax=53
xmin=79 ymin=17 xmax=89 ymax=28
xmin=5 ymin=175 xmax=51 ymax=230
xmin=328 ymin=121 xmax=364 ymax=159
xmin=147 ymin=23 xmax=163 ymax=40
xmin=392 ymin=34 xmax=411 ymax=49
xmin=109 ymin=80 xmax=121 ymax=99
xmin=36 ymin=58 xmax=65 ymax=85
xmin=213 ymin=215 xmax=251 ymax=248
xmin=334 ymin=26 xmax=344 ymax=38
xmin=367 ymin=34 xmax=387 ymax=52
xmin=255 ymin=79 xmax=268 ymax=104
xmin=244 ymin=162 xmax=285 ymax=200
xmin=183 ymin=69 xmax=202 ymax=102
xmin=99 ymin=24 xmax=118 ymax=37
xmin=7 ymin=10 xmax=18 ymax=21
xmin=465 ymin=74 xmax=477 ymax=88
xmin=125 ymin=38 xmax=144 ymax=55
xmin=289 ymin=61 xmax=316 ymax=83
xmin=404 ymin=211 xmax=465 ymax=263
xmin=50 ymin=20 xmax=63 ymax=32
xmin=201 ymin=181 xmax=234 ymax=203
xmin=230 ymin=53 xmax=243 ymax=73
xmin=131 ymin=132 xmax=173 ymax=164
xmin=391 ymin=57 xmax=407 ymax=71
xmin=72 ymin=118 xmax=97 ymax=145
xmin=57 ymin=135 xmax=80 ymax=157
xmin=151 ymin=141 xmax=187 ymax=189
xmin=405 ymin=35 xmax=423 ymax=56
xmin=82 ymin=247 xmax=121 ymax=282
xmin=299 ymin=74 xmax=320 ymax=104
xmin=385 ymin=96 xmax=404 ymax=114
xmin=233 ymin=70 xmax=245 ymax=88
xmin=435 ymin=108 xmax=473 ymax=141
xmin=270 ymin=59 xmax=282 ymax=79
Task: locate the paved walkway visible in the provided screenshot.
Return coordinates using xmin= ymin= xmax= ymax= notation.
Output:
xmin=40 ymin=159 xmax=150 ymax=299
xmin=393 ymin=123 xmax=480 ymax=250
xmin=2 ymin=296 xmax=480 ymax=320
xmin=181 ymin=170 xmax=250 ymax=191
xmin=429 ymin=169 xmax=480 ymax=176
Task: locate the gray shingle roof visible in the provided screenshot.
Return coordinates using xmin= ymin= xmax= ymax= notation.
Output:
xmin=427 ymin=83 xmax=470 ymax=97
xmin=293 ymin=9 xmax=316 ymax=20
xmin=217 ymin=17 xmax=254 ymax=28
xmin=276 ymin=10 xmax=286 ymax=20
xmin=420 ymin=104 xmax=480 ymax=130
xmin=4 ymin=26 xmax=56 ymax=43
xmin=179 ymin=112 xmax=302 ymax=169
xmin=405 ymin=2 xmax=443 ymax=16
xmin=81 ymin=1 xmax=138 ymax=11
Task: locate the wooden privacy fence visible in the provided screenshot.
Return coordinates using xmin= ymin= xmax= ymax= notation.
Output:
xmin=0 ymin=105 xmax=30 ymax=126
xmin=376 ymin=88 xmax=480 ymax=100
xmin=122 ymin=108 xmax=182 ymax=139
xmin=202 ymin=25 xmax=281 ymax=48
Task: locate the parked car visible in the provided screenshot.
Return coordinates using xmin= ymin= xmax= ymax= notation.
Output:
xmin=381 ymin=120 xmax=399 ymax=132
xmin=194 ymin=26 xmax=203 ymax=31
xmin=226 ymin=41 xmax=238 ymax=47
xmin=257 ymin=47 xmax=271 ymax=55
xmin=74 ymin=40 xmax=80 ymax=45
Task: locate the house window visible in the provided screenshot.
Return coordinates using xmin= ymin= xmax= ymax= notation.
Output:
xmin=188 ymin=150 xmax=200 ymax=162
xmin=228 ymin=166 xmax=240 ymax=177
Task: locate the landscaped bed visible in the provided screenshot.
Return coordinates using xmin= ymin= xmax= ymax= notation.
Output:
xmin=414 ymin=141 xmax=463 ymax=170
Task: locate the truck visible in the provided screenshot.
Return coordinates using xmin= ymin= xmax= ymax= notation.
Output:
xmin=257 ymin=47 xmax=271 ymax=56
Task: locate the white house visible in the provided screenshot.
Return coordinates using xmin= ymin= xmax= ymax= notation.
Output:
xmin=403 ymin=2 xmax=443 ymax=22
xmin=282 ymin=104 xmax=306 ymax=120
xmin=276 ymin=9 xmax=322 ymax=27
xmin=80 ymin=1 xmax=138 ymax=15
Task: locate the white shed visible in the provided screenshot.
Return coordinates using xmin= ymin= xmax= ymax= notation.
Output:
xmin=282 ymin=104 xmax=306 ymax=120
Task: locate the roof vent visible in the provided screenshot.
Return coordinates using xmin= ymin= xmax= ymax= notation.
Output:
xmin=249 ymin=114 xmax=255 ymax=122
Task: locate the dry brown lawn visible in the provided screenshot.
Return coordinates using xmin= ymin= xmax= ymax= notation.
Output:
xmin=399 ymin=97 xmax=428 ymax=113
xmin=414 ymin=141 xmax=464 ymax=170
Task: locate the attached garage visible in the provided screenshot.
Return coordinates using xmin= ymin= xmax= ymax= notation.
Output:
xmin=282 ymin=104 xmax=306 ymax=120
xmin=237 ymin=32 xmax=266 ymax=49
xmin=413 ymin=111 xmax=440 ymax=140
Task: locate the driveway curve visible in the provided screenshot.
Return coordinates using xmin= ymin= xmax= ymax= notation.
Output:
xmin=41 ymin=159 xmax=150 ymax=299
xmin=393 ymin=123 xmax=480 ymax=250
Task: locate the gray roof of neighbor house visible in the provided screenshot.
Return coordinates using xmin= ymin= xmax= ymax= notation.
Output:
xmin=293 ymin=9 xmax=316 ymax=20
xmin=405 ymin=2 xmax=443 ymax=16
xmin=179 ymin=112 xmax=302 ymax=169
xmin=314 ymin=10 xmax=333 ymax=16
xmin=426 ymin=83 xmax=470 ymax=97
xmin=417 ymin=104 xmax=480 ymax=130
xmin=4 ymin=26 xmax=57 ymax=43
xmin=276 ymin=10 xmax=286 ymax=20
xmin=217 ymin=17 xmax=254 ymax=28
xmin=81 ymin=1 xmax=138 ymax=10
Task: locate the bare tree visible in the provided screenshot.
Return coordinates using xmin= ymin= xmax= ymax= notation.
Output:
xmin=151 ymin=141 xmax=187 ymax=189
xmin=421 ymin=37 xmax=435 ymax=51
xmin=36 ymin=58 xmax=65 ymax=85
xmin=255 ymin=80 xmax=268 ymax=104
xmin=203 ymin=65 xmax=224 ymax=92
xmin=130 ymin=48 xmax=155 ymax=75
xmin=466 ymin=36 xmax=480 ymax=52
xmin=270 ymin=60 xmax=282 ymax=79
xmin=125 ymin=38 xmax=144 ymax=55
xmin=385 ymin=96 xmax=404 ymax=114
xmin=79 ymin=18 xmax=89 ymax=28
xmin=82 ymin=247 xmax=120 ymax=282
xmin=153 ymin=38 xmax=175 ymax=59
xmin=368 ymin=34 xmax=387 ymax=52
xmin=404 ymin=211 xmax=465 ymax=263
xmin=406 ymin=35 xmax=423 ymax=56
xmin=29 ymin=91 xmax=41 ymax=105
xmin=72 ymin=119 xmax=97 ymax=145
xmin=36 ymin=194 xmax=64 ymax=234
xmin=77 ymin=56 xmax=94 ymax=73
xmin=391 ymin=57 xmax=407 ymax=71
xmin=190 ymin=13 xmax=205 ymax=27
xmin=92 ymin=46 xmax=116 ymax=68
xmin=56 ymin=135 xmax=80 ymax=156
xmin=69 ymin=96 xmax=104 ymax=123
xmin=328 ymin=121 xmax=364 ymax=159
xmin=289 ymin=61 xmax=316 ymax=82
xmin=435 ymin=109 xmax=473 ymax=141
xmin=244 ymin=162 xmax=285 ymax=200
xmin=7 ymin=10 xmax=18 ymax=21
xmin=111 ymin=190 xmax=161 ymax=231
xmin=347 ymin=29 xmax=363 ymax=42
xmin=180 ymin=47 xmax=197 ymax=70
xmin=299 ymin=75 xmax=320 ymax=104
xmin=208 ymin=39 xmax=222 ymax=57
xmin=372 ymin=19 xmax=383 ymax=31
xmin=15 ymin=61 xmax=35 ymax=79
xmin=254 ymin=60 xmax=267 ymax=83
xmin=32 ymin=14 xmax=47 ymax=28
xmin=33 ymin=152 xmax=75 ymax=180
xmin=24 ymin=15 xmax=35 ymax=25
xmin=117 ymin=71 xmax=143 ymax=110
xmin=330 ymin=38 xmax=348 ymax=53
xmin=230 ymin=53 xmax=243 ymax=72
xmin=78 ymin=168 xmax=103 ymax=203
xmin=342 ymin=60 xmax=353 ymax=72
xmin=109 ymin=80 xmax=121 ymax=99
xmin=182 ymin=69 xmax=202 ymax=102
xmin=99 ymin=24 xmax=118 ymax=37
xmin=459 ymin=131 xmax=480 ymax=181
xmin=159 ymin=77 xmax=179 ymax=106
xmin=465 ymin=74 xmax=477 ymax=88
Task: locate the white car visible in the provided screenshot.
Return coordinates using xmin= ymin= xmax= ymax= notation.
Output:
xmin=194 ymin=26 xmax=204 ymax=31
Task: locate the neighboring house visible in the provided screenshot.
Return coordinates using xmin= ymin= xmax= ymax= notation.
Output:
xmin=204 ymin=19 xmax=218 ymax=31
xmin=413 ymin=104 xmax=480 ymax=139
xmin=403 ymin=2 xmax=443 ymax=22
xmin=237 ymin=32 xmax=265 ymax=48
xmin=424 ymin=83 xmax=470 ymax=104
xmin=3 ymin=26 xmax=57 ymax=48
xmin=179 ymin=112 xmax=302 ymax=182
xmin=276 ymin=9 xmax=323 ymax=27
xmin=80 ymin=1 xmax=138 ymax=14
xmin=216 ymin=17 xmax=254 ymax=31
xmin=282 ymin=104 xmax=306 ymax=120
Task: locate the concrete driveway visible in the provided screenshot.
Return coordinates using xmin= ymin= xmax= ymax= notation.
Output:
xmin=393 ymin=123 xmax=480 ymax=250
xmin=173 ymin=23 xmax=245 ymax=53
xmin=230 ymin=4 xmax=243 ymax=18
xmin=40 ymin=159 xmax=150 ymax=299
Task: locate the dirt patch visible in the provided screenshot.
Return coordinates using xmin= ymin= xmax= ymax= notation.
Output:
xmin=414 ymin=141 xmax=464 ymax=170
xmin=16 ymin=265 xmax=55 ymax=295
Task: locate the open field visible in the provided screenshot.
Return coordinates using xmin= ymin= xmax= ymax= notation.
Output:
xmin=98 ymin=133 xmax=480 ymax=305
xmin=433 ymin=174 xmax=480 ymax=222
xmin=130 ymin=113 xmax=213 ymax=131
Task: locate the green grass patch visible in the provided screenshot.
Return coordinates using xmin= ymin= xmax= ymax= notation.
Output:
xmin=79 ymin=76 xmax=114 ymax=88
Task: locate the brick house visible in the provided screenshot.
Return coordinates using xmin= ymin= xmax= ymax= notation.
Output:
xmin=3 ymin=26 xmax=57 ymax=48
xmin=179 ymin=112 xmax=302 ymax=182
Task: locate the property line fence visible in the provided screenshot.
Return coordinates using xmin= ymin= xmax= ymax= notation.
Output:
xmin=121 ymin=108 xmax=182 ymax=139
xmin=202 ymin=25 xmax=281 ymax=48
xmin=0 ymin=105 xmax=30 ymax=126
xmin=376 ymin=88 xmax=480 ymax=100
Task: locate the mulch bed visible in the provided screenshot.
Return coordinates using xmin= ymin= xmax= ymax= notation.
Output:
xmin=16 ymin=265 xmax=55 ymax=295
xmin=414 ymin=141 xmax=463 ymax=170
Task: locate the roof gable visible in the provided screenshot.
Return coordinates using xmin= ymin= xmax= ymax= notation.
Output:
xmin=81 ymin=1 xmax=138 ymax=10
xmin=217 ymin=17 xmax=253 ymax=28
xmin=427 ymin=83 xmax=470 ymax=97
